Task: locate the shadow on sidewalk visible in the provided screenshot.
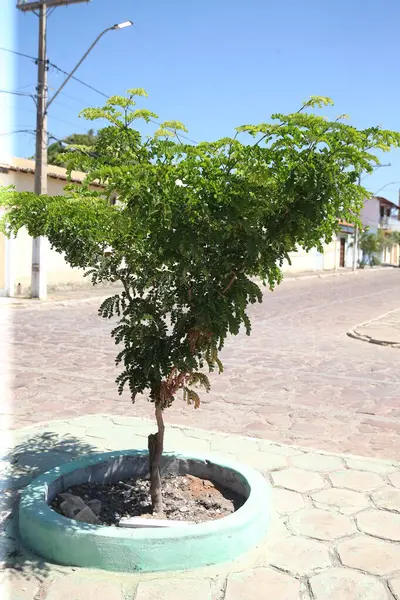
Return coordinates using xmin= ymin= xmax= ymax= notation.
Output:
xmin=1 ymin=431 xmax=97 ymax=582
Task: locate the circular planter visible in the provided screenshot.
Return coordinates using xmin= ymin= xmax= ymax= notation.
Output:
xmin=19 ymin=450 xmax=271 ymax=572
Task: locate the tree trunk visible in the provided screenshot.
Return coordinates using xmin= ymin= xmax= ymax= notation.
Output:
xmin=148 ymin=405 xmax=165 ymax=514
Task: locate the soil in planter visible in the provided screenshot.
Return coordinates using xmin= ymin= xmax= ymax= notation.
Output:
xmin=51 ymin=474 xmax=245 ymax=526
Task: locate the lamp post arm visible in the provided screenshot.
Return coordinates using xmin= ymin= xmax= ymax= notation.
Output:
xmin=46 ymin=26 xmax=112 ymax=110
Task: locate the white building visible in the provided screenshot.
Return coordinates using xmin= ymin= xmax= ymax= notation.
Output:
xmin=0 ymin=157 xmax=103 ymax=297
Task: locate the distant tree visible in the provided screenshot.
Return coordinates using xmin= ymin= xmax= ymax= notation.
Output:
xmin=47 ymin=129 xmax=97 ymax=168
xmin=359 ymin=231 xmax=380 ymax=266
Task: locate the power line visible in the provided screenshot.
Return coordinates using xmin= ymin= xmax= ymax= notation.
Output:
xmin=0 ymin=88 xmax=34 ymax=98
xmin=0 ymin=47 xmax=198 ymax=144
xmin=0 ymin=129 xmax=35 ymax=137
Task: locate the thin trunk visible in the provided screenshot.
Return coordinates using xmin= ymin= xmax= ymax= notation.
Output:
xmin=148 ymin=404 xmax=165 ymax=514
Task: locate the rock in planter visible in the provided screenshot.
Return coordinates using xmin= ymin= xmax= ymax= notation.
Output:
xmin=74 ymin=506 xmax=102 ymax=525
xmin=60 ymin=495 xmax=86 ymax=519
xmin=86 ymin=499 xmax=102 ymax=516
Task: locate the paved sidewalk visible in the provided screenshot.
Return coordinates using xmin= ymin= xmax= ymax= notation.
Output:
xmin=1 ymin=415 xmax=400 ymax=599
xmin=349 ymin=309 xmax=400 ymax=348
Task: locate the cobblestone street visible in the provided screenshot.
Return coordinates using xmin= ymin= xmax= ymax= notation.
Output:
xmin=2 ymin=269 xmax=400 ymax=460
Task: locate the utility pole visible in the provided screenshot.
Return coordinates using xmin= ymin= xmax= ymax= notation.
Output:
xmin=352 ymin=176 xmax=361 ymax=271
xmin=16 ymin=0 xmax=131 ymax=299
xmin=32 ymin=2 xmax=48 ymax=298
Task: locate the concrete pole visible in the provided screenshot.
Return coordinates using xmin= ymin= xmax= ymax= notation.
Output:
xmin=352 ymin=175 xmax=361 ymax=271
xmin=32 ymin=3 xmax=48 ymax=299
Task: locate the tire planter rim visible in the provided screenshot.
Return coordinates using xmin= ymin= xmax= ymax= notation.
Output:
xmin=19 ymin=450 xmax=271 ymax=572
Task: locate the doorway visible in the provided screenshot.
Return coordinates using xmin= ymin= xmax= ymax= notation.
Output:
xmin=339 ymin=238 xmax=346 ymax=268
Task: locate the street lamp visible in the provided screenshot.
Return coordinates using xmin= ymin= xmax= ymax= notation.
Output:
xmin=30 ymin=16 xmax=133 ymax=299
xmin=47 ymin=21 xmax=133 ymax=109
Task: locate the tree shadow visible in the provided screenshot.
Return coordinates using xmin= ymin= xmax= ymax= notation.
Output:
xmin=1 ymin=430 xmax=97 ymax=583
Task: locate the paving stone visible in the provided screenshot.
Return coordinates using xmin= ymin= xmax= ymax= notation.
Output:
xmin=271 ymin=487 xmax=305 ymax=514
xmin=135 ymin=578 xmax=211 ymax=600
xmin=356 ymin=509 xmax=400 ymax=542
xmin=389 ymin=577 xmax=400 ymax=600
xmin=46 ymin=574 xmax=133 ymax=600
xmin=291 ymin=452 xmax=344 ymax=472
xmin=309 ymin=567 xmax=389 ymax=600
xmin=272 ymin=467 xmax=325 ymax=493
xmin=268 ymin=536 xmax=331 ymax=576
xmin=225 ymin=567 xmax=300 ymax=600
xmin=289 ymin=508 xmax=355 ymax=541
xmin=371 ymin=487 xmax=400 ymax=512
xmin=389 ymin=471 xmax=400 ymax=488
xmin=345 ymin=458 xmax=397 ymax=475
xmin=311 ymin=487 xmax=370 ymax=515
xmin=242 ymin=451 xmax=288 ymax=472
xmin=337 ymin=536 xmax=400 ymax=576
xmin=0 ymin=573 xmax=41 ymax=600
xmin=329 ymin=469 xmax=384 ymax=492
xmin=210 ymin=435 xmax=260 ymax=456
xmin=258 ymin=440 xmax=304 ymax=457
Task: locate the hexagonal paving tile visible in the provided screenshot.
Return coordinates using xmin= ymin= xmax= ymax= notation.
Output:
xmin=311 ymin=487 xmax=370 ymax=515
xmin=371 ymin=487 xmax=400 ymax=512
xmin=389 ymin=577 xmax=400 ymax=600
xmin=309 ymin=568 xmax=389 ymax=600
xmin=289 ymin=508 xmax=355 ymax=541
xmin=225 ymin=567 xmax=300 ymax=600
xmin=356 ymin=509 xmax=400 ymax=542
xmin=240 ymin=451 xmax=288 ymax=472
xmin=337 ymin=536 xmax=400 ymax=576
xmin=272 ymin=467 xmax=325 ymax=493
xmin=345 ymin=458 xmax=397 ymax=474
xmin=291 ymin=452 xmax=344 ymax=473
xmin=329 ymin=469 xmax=384 ymax=492
xmin=268 ymin=536 xmax=331 ymax=576
xmin=271 ymin=487 xmax=305 ymax=514
xmin=388 ymin=471 xmax=400 ymax=489
xmin=135 ymin=578 xmax=212 ymax=600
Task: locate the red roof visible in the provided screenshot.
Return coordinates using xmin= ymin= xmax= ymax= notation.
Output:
xmin=374 ymin=196 xmax=400 ymax=210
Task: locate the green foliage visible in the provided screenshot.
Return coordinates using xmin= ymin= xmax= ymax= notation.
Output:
xmin=47 ymin=129 xmax=98 ymax=168
xmin=2 ymin=91 xmax=400 ymax=410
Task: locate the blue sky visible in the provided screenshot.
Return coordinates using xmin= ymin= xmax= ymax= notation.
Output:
xmin=2 ymin=0 xmax=400 ymax=203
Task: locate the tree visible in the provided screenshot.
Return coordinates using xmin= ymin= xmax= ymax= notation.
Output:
xmin=2 ymin=90 xmax=400 ymax=514
xmin=359 ymin=231 xmax=380 ymax=266
xmin=47 ymin=129 xmax=97 ymax=168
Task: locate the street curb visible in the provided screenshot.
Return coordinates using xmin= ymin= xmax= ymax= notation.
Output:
xmin=281 ymin=265 xmax=392 ymax=284
xmin=347 ymin=308 xmax=400 ymax=349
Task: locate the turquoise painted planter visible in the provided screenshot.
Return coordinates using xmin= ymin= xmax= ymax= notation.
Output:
xmin=19 ymin=450 xmax=271 ymax=572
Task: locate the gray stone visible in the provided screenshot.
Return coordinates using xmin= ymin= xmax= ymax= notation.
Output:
xmin=74 ymin=506 xmax=102 ymax=525
xmin=59 ymin=495 xmax=86 ymax=519
xmin=86 ymin=499 xmax=101 ymax=516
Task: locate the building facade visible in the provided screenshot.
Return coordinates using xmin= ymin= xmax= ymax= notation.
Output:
xmin=0 ymin=157 xmax=103 ymax=297
xmin=360 ymin=195 xmax=400 ymax=266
